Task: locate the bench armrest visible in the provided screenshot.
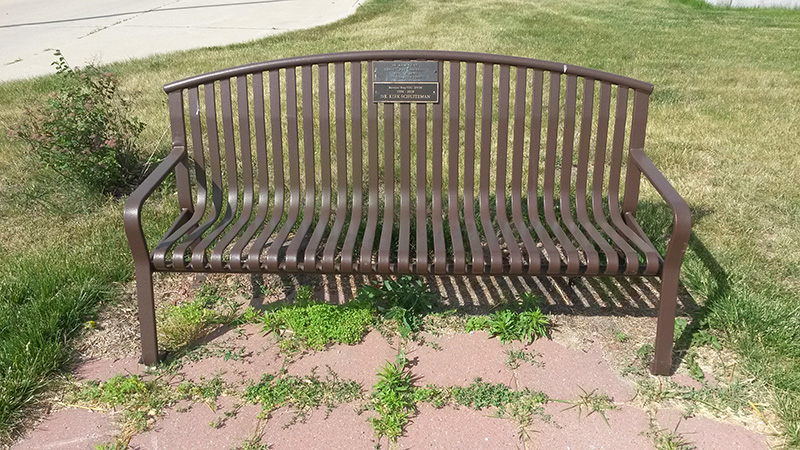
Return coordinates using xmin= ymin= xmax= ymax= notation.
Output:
xmin=123 ymin=146 xmax=188 ymax=267
xmin=628 ymin=148 xmax=691 ymax=270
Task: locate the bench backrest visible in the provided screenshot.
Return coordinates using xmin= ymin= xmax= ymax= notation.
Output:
xmin=162 ymin=50 xmax=653 ymax=274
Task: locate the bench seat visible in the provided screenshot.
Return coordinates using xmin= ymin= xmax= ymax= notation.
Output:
xmin=150 ymin=197 xmax=662 ymax=277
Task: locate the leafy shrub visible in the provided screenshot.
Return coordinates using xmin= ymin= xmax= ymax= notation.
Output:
xmin=10 ymin=51 xmax=144 ymax=196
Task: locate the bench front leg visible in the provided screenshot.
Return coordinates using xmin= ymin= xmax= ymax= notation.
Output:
xmin=628 ymin=148 xmax=691 ymax=375
xmin=134 ymin=262 xmax=159 ymax=365
xmin=124 ymin=146 xmax=187 ymax=365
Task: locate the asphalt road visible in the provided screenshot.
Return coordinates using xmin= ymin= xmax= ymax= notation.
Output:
xmin=0 ymin=0 xmax=364 ymax=82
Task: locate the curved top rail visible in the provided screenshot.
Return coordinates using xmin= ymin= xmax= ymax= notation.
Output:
xmin=163 ymin=50 xmax=654 ymax=93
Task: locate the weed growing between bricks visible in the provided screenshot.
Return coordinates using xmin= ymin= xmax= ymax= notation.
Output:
xmin=367 ymin=344 xmax=554 ymax=449
xmin=244 ymin=366 xmax=364 ymax=425
xmin=61 ymin=373 xmax=237 ymax=448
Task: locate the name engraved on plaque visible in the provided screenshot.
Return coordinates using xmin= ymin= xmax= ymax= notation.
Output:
xmin=373 ymin=61 xmax=440 ymax=104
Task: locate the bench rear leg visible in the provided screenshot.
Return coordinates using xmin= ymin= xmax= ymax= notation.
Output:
xmin=651 ymin=268 xmax=680 ymax=375
xmin=135 ymin=264 xmax=160 ymax=366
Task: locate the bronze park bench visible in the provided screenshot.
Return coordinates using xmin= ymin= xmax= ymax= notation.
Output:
xmin=124 ymin=51 xmax=690 ymax=375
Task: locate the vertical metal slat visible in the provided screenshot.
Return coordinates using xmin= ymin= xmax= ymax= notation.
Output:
xmin=462 ymin=62 xmax=484 ymax=272
xmin=495 ymin=64 xmax=523 ymax=273
xmin=264 ymin=68 xmax=301 ymax=271
xmin=447 ymin=61 xmax=466 ymax=274
xmin=479 ymin=63 xmax=503 ymax=274
xmin=231 ymin=73 xmax=270 ymax=271
xmin=341 ymin=62 xmax=363 ymax=272
xmin=559 ymin=74 xmax=600 ymax=274
xmin=509 ymin=66 xmax=541 ymax=273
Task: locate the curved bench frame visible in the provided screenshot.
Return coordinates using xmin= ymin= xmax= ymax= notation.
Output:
xmin=124 ymin=51 xmax=690 ymax=374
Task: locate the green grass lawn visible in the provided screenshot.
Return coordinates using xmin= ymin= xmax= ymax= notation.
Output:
xmin=0 ymin=0 xmax=799 ymax=445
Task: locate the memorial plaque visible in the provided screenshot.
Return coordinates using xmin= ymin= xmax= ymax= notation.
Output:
xmin=373 ymin=83 xmax=439 ymax=103
xmin=373 ymin=61 xmax=440 ymax=104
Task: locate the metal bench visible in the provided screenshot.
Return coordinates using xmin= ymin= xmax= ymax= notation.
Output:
xmin=124 ymin=50 xmax=690 ymax=375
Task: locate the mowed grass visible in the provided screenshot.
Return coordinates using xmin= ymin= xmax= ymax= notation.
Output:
xmin=0 ymin=0 xmax=799 ymax=444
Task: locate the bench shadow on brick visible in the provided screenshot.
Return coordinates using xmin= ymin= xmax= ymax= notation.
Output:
xmin=124 ymin=51 xmax=691 ymax=375
xmin=264 ymin=273 xmax=696 ymax=323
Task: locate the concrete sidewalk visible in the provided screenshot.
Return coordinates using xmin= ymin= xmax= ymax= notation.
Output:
xmin=0 ymin=0 xmax=365 ymax=82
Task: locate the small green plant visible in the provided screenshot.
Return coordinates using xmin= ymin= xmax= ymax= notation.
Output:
xmin=71 ymin=375 xmax=148 ymax=407
xmin=293 ymin=285 xmax=314 ymax=304
xmin=414 ymin=378 xmax=548 ymax=446
xmin=489 ymin=309 xmax=520 ymax=343
xmin=94 ymin=442 xmax=126 ymax=450
xmin=684 ymin=351 xmax=705 ymax=382
xmin=561 ymin=387 xmax=617 ymax=427
xmin=691 ymin=329 xmax=722 ymax=351
xmin=650 ymin=422 xmax=696 ymax=450
xmin=450 ymin=378 xmax=519 ymax=413
xmin=236 ymin=422 xmax=269 ymax=450
xmin=636 ymin=377 xmax=755 ymax=418
xmin=359 ymin=276 xmax=439 ymax=338
xmin=158 ymin=301 xmax=216 ymax=351
xmin=504 ymin=349 xmax=543 ymax=370
xmin=257 ymin=276 xmax=283 ymax=298
xmin=158 ymin=284 xmax=238 ymax=352
xmin=234 ymin=306 xmax=263 ymax=325
xmin=66 ymin=375 xmax=174 ymax=446
xmin=176 ymin=374 xmax=227 ymax=410
xmin=370 ymin=352 xmax=417 ymax=445
xmin=517 ymin=309 xmax=550 ymax=342
xmin=261 ymin=298 xmax=374 ymax=352
xmin=613 ymin=330 xmax=629 ymax=343
xmin=244 ymin=367 xmax=363 ymax=423
xmin=516 ymin=291 xmax=542 ymax=310
xmin=622 ymin=342 xmax=654 ymax=375
xmin=622 ymin=345 xmax=649 ymax=376
xmin=413 ymin=385 xmax=451 ymax=408
xmin=467 ymin=308 xmax=550 ymax=344
xmin=674 ymin=318 xmax=689 ymax=343
xmin=465 ymin=315 xmax=492 ymax=332
xmin=10 ymin=51 xmax=145 ymax=196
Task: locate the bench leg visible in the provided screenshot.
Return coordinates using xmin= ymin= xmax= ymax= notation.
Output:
xmin=651 ymin=268 xmax=680 ymax=375
xmin=135 ymin=264 xmax=160 ymax=366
